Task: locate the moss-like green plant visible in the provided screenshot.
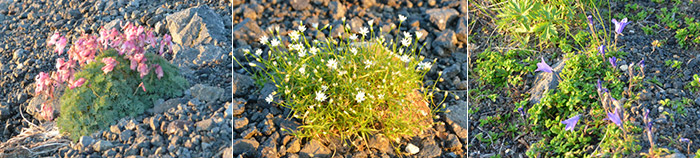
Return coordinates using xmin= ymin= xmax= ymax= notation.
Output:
xmin=235 ymin=19 xmax=441 ymax=144
xmin=57 ymin=49 xmax=188 ymax=140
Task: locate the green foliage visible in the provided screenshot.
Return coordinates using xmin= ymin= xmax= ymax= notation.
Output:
xmin=657 ymin=7 xmax=680 ymax=30
xmin=664 ymin=59 xmax=682 ymax=69
xmin=642 ymin=24 xmax=659 ymax=35
xmin=474 ymin=49 xmax=534 ymax=88
xmin=695 ymin=149 xmax=700 ymax=158
xmin=674 ymin=17 xmax=700 ymax=48
xmin=495 ymin=0 xmax=581 ymax=48
xmin=57 ymin=49 xmax=189 ymax=140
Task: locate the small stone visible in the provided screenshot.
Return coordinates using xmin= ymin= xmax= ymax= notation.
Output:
xmin=241 ymin=126 xmax=260 ymax=139
xmin=222 ymin=147 xmax=233 ymax=158
xmin=0 ymin=103 xmax=11 ymax=119
xmin=406 ymin=143 xmax=419 ymax=155
xmin=290 ymin=0 xmax=311 ymax=10
xmin=93 ymin=140 xmax=114 ymax=152
xmin=417 ymin=139 xmax=441 ymax=158
xmin=234 ymin=117 xmax=249 ymax=130
xmin=232 ymin=139 xmax=259 ymax=155
xmin=444 ymin=134 xmax=462 ymax=151
xmin=432 ymin=29 xmax=458 ymax=57
xmin=620 ymin=64 xmax=628 ymax=71
xmin=110 ymin=125 xmax=121 ymax=134
xmin=299 ymin=139 xmax=331 ymax=158
xmin=196 ymin=118 xmax=216 ymax=132
xmin=425 ymin=8 xmax=459 ymax=31
xmin=286 ymin=138 xmax=301 ymax=153
xmin=232 ymin=73 xmax=254 ymax=97
xmin=120 ymin=130 xmax=135 ymax=143
xmin=189 ymin=84 xmax=225 ymax=103
xmin=79 ymin=136 xmax=95 ymax=148
xmin=443 ymin=64 xmax=461 ymax=80
xmin=329 ymin=1 xmax=346 ymax=20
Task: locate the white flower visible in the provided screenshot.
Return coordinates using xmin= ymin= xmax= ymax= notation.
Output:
xmin=255 ymin=49 xmax=262 ymax=57
xmin=403 ymin=31 xmax=411 ymax=38
xmin=338 ymin=70 xmax=347 ymax=76
xmin=310 ymin=46 xmax=319 ymax=55
xmin=299 ymin=65 xmax=307 ymax=74
xmin=399 ymin=48 xmax=404 ymax=54
xmin=359 ymin=27 xmax=369 ymax=37
xmin=417 ymin=61 xmax=432 ymax=71
xmin=368 ymin=19 xmax=374 ymax=26
xmin=399 ymin=15 xmax=407 ymax=22
xmin=321 ymin=85 xmax=328 ymax=91
xmin=242 ymin=48 xmax=250 ymax=53
xmin=378 ymin=94 xmax=384 ymax=100
xmin=290 ymin=31 xmax=300 ymax=41
xmin=351 ymin=47 xmax=358 ymax=55
xmin=401 ymin=38 xmax=411 ymax=47
xmin=315 ymin=91 xmax=327 ymax=102
xmin=416 ymin=31 xmax=423 ymax=39
xmin=265 ymin=93 xmax=274 ymax=104
xmin=298 ymin=49 xmax=306 ymax=57
xmin=355 ymin=91 xmax=366 ymax=103
xmin=271 ymin=39 xmax=280 ymax=47
xmin=275 ymin=26 xmax=280 ymax=32
xmin=312 ymin=23 xmax=319 ymax=29
xmin=327 ymin=59 xmax=338 ymax=70
xmin=298 ymin=25 xmax=307 ymax=32
xmin=349 ymin=34 xmax=358 ymax=40
xmin=400 ymin=54 xmax=411 ymax=63
xmin=364 ymin=60 xmax=374 ymax=69
xmin=259 ymin=36 xmax=269 ymax=45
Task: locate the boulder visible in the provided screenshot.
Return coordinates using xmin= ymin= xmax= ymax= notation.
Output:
xmin=432 ymin=29 xmax=457 ymax=57
xmin=166 ymin=5 xmax=227 ymax=47
xmin=425 ymin=8 xmax=459 ymax=31
xmin=299 ymin=139 xmax=331 ymax=158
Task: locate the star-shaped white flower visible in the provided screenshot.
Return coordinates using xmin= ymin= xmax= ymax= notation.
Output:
xmin=355 ymin=91 xmax=366 ymax=103
xmin=327 ymin=59 xmax=338 ymax=70
xmin=401 ymin=38 xmax=411 ymax=47
xmin=271 ymin=39 xmax=280 ymax=47
xmin=315 ymin=91 xmax=327 ymax=102
xmin=289 ymin=31 xmax=300 ymax=41
xmin=399 ymin=15 xmax=407 ymax=22
xmin=259 ymin=36 xmax=268 ymax=45
xmin=359 ymin=27 xmax=369 ymax=37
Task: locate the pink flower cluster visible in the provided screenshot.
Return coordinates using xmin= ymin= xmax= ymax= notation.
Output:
xmin=35 ymin=22 xmax=174 ymax=121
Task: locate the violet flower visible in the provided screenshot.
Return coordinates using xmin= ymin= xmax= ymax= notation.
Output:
xmin=638 ymin=59 xmax=645 ymax=68
xmin=518 ymin=108 xmax=526 ymax=117
xmin=561 ymin=114 xmax=580 ymax=132
xmin=606 ymin=108 xmax=623 ymax=128
xmin=587 ymin=15 xmax=594 ymax=26
xmin=609 ymin=57 xmax=617 ymax=68
xmin=680 ymin=138 xmax=690 ymax=143
xmin=597 ymin=79 xmax=603 ymax=92
xmin=535 ymin=57 xmax=553 ymax=73
xmin=598 ymin=44 xmax=606 ymax=57
xmin=612 ymin=18 xmax=630 ymax=34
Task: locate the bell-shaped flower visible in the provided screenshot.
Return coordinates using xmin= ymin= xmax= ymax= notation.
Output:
xmin=138 ymin=63 xmax=149 ymax=78
xmin=35 ymin=72 xmax=52 ymax=95
xmin=41 ymin=103 xmax=53 ymax=121
xmin=606 ymin=108 xmax=623 ymax=128
xmin=535 ymin=57 xmax=553 ymax=73
xmin=68 ymin=78 xmax=86 ymax=89
xmin=609 ymin=57 xmax=617 ymax=68
xmin=101 ymin=57 xmax=118 ymax=74
xmin=561 ymin=114 xmax=580 ymax=132
xmin=154 ymin=64 xmax=163 ymax=79
xmin=612 ymin=18 xmax=630 ymax=34
xmin=598 ymin=44 xmax=606 ymax=57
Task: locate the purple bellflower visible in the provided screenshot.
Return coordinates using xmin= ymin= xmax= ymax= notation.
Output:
xmin=535 ymin=57 xmax=553 ymax=73
xmin=518 ymin=108 xmax=526 ymax=117
xmin=598 ymin=44 xmax=606 ymax=57
xmin=612 ymin=18 xmax=630 ymax=34
xmin=587 ymin=15 xmax=594 ymax=25
xmin=609 ymin=57 xmax=617 ymax=68
xmin=596 ymin=79 xmax=603 ymax=92
xmin=606 ymin=108 xmax=623 ymax=128
xmin=680 ymin=138 xmax=690 ymax=143
xmin=561 ymin=114 xmax=581 ymax=132
xmin=639 ymin=59 xmax=645 ymax=68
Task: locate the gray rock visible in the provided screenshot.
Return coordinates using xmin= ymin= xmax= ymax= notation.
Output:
xmin=0 ymin=102 xmax=10 ymax=119
xmin=104 ymin=149 xmax=117 ymax=157
xmin=110 ymin=125 xmax=121 ymax=134
xmin=120 ymin=130 xmax=135 ymax=143
xmin=171 ymin=44 xmax=227 ymax=69
xmin=663 ymin=149 xmax=686 ymax=158
xmin=406 ymin=143 xmax=419 ymax=155
xmin=232 ymin=139 xmax=259 ymax=155
xmin=232 ymin=73 xmax=254 ymax=97
xmin=286 ymin=138 xmax=301 ymax=153
xmin=260 ymin=118 xmax=275 ymax=136
xmin=260 ymin=137 xmax=278 ymax=158
xmin=222 ymin=147 xmax=233 ymax=158
xmin=444 ymin=134 xmax=462 ymax=151
xmin=231 ymin=100 xmax=245 ymax=116
xmin=443 ymin=64 xmax=461 ymax=80
xmin=349 ymin=17 xmax=364 ymax=33
xmin=299 ymin=139 xmax=331 ymax=158
xmin=148 ymin=115 xmax=163 ymax=131
xmin=79 ymin=136 xmax=95 ymax=148
xmin=417 ymin=139 xmax=441 ymax=158
xmin=196 ymin=118 xmax=215 ymax=132
xmin=166 ymin=5 xmax=227 ymax=47
xmin=243 ymin=6 xmax=258 ymax=20
xmin=528 ymin=60 xmax=565 ymax=105
xmin=189 ymin=84 xmax=224 ymax=103
xmin=274 ymin=117 xmax=300 ymax=136
xmin=151 ymin=135 xmax=164 ymax=147
xmin=426 ymin=8 xmax=459 ymax=31
xmin=456 ymin=16 xmax=467 ymax=43
xmin=232 ymin=18 xmax=265 ymax=45
xmin=26 ymin=94 xmax=59 ymax=121
xmin=93 ymin=140 xmax=114 ymax=152
xmin=12 ymin=49 xmax=24 ymax=61
xmin=445 ymin=100 xmax=468 ymax=136
xmin=153 ymin=98 xmax=181 ymax=115
xmin=234 ymin=117 xmax=249 ymax=130
xmin=258 ymin=82 xmax=278 ymax=104
xmin=241 ymin=126 xmax=260 ymax=139
xmin=432 ymin=29 xmax=457 ymax=57
xmin=290 ymin=0 xmax=311 ymax=11
xmin=369 ymin=134 xmax=392 ymax=153
xmin=329 ymin=1 xmax=346 ymax=20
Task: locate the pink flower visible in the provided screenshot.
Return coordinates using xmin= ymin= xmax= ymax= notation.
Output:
xmin=68 ymin=78 xmax=86 ymax=89
xmin=138 ymin=63 xmax=149 ymax=78
xmin=101 ymin=57 xmax=118 ymax=74
xmin=138 ymin=82 xmax=146 ymax=92
xmin=145 ymin=30 xmax=157 ymax=47
xmin=55 ymin=58 xmax=75 ymax=83
xmin=159 ymin=34 xmax=172 ymax=55
xmin=130 ymin=53 xmax=146 ymax=70
xmin=55 ymin=36 xmax=67 ymax=55
xmin=47 ymin=32 xmax=60 ymax=46
xmin=35 ymin=72 xmax=52 ymax=95
xmin=154 ymin=64 xmax=163 ymax=79
xmin=41 ymin=103 xmax=53 ymax=121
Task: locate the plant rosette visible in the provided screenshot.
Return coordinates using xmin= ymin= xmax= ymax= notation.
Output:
xmin=235 ymin=18 xmax=445 ymax=145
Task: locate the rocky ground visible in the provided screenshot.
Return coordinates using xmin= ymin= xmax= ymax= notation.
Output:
xmin=469 ymin=1 xmax=700 ymax=158
xmin=230 ymin=0 xmax=468 ymax=158
xmin=0 ymin=0 xmax=232 ymax=157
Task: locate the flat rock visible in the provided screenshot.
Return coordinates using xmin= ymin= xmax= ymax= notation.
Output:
xmin=417 ymin=139 xmax=441 ymax=158
xmin=241 ymin=126 xmax=260 ymax=139
xmin=171 ymin=44 xmax=227 ymax=69
xmin=286 ymin=138 xmax=301 ymax=153
xmin=444 ymin=100 xmax=468 ymax=134
xmin=406 ymin=143 xmax=419 ymax=155
xmin=93 ymin=140 xmax=114 ymax=152
xmin=299 ymin=139 xmax=331 ymax=158
xmin=234 ymin=117 xmax=249 ymax=130
xmin=232 ymin=18 xmax=265 ymax=45
xmin=444 ymin=134 xmax=462 ymax=151
xmin=196 ymin=118 xmax=216 ymax=132
xmin=188 ymin=84 xmax=224 ymax=103
xmin=369 ymin=134 xmax=392 ymax=153
xmin=329 ymin=1 xmax=345 ymax=20
xmin=152 ymin=98 xmax=181 ymax=114
xmin=456 ymin=15 xmax=467 ymax=43
xmin=290 ymin=0 xmax=311 ymax=11
xmin=232 ymin=73 xmax=253 ymax=97
xmin=528 ymin=60 xmax=566 ymax=105
xmin=79 ymin=136 xmax=95 ymax=148
xmin=232 ymin=139 xmax=259 ymax=155
xmin=166 ymin=5 xmax=227 ymax=47
xmin=425 ymin=8 xmax=459 ymax=31
xmin=432 ymin=29 xmax=457 ymax=57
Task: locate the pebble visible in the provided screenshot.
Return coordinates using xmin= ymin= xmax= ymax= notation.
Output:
xmin=406 ymin=143 xmax=420 ymax=155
